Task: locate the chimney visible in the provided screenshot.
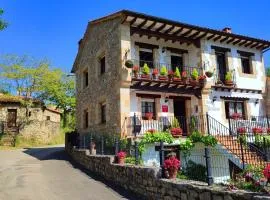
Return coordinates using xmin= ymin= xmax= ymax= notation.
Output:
xmin=222 ymin=27 xmax=232 ymax=34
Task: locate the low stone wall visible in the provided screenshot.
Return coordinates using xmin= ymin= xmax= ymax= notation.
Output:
xmin=66 ymin=143 xmax=270 ymax=200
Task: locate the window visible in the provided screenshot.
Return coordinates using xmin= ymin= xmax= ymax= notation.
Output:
xmin=240 ymin=55 xmax=252 ymax=74
xmin=83 ymin=71 xmax=88 ymax=87
xmin=46 ymin=116 xmax=50 ymax=121
xmin=225 ymin=101 xmax=245 ymax=119
xmin=141 ymin=99 xmax=156 ymax=119
xmin=100 ymin=56 xmax=106 ymax=74
xmin=101 ymin=104 xmax=106 ymax=124
xmin=171 ymin=55 xmax=183 ymax=72
xmin=84 ymin=109 xmax=89 ymax=128
xmin=139 ymin=50 xmax=153 ymax=68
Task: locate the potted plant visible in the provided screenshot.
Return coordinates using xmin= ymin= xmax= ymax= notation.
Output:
xmin=152 ymin=68 xmax=158 ymax=80
xmin=145 ymin=112 xmax=153 ymax=120
xmin=168 ymin=70 xmax=174 ymax=81
xmin=198 ymin=75 xmax=206 ymax=86
xmin=237 ymin=127 xmax=247 ymax=145
xmin=159 ymin=66 xmax=167 ymax=80
xmin=132 ymin=66 xmax=139 ymax=78
xmin=181 ymin=71 xmax=187 ymax=84
xmin=117 ymin=151 xmax=126 ymax=165
xmin=231 ymin=113 xmax=241 ymax=120
xmin=263 ymin=164 xmax=270 ymax=183
xmin=173 ymin=67 xmax=181 ymax=82
xmin=170 ymin=127 xmax=183 ymax=138
xmin=190 ymin=68 xmax=199 ymax=86
xmin=205 ymin=71 xmax=213 ymax=78
xmin=225 ymin=71 xmax=234 ymax=86
xmin=125 ymin=60 xmax=133 ymax=68
xmin=164 ymin=156 xmax=181 ymax=179
xmin=141 ymin=63 xmax=150 ymax=79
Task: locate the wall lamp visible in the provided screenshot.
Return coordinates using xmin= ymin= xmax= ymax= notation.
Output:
xmin=165 ymin=97 xmax=169 ymax=103
xmin=255 ymin=99 xmax=259 ymax=105
xmin=162 ymin=47 xmax=166 ymax=53
xmin=212 ymin=96 xmax=217 ymax=102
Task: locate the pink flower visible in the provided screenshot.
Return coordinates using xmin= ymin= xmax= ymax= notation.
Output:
xmin=263 ymin=164 xmax=270 ymax=179
xmin=164 ymin=156 xmax=181 ymax=170
xmin=170 ymin=127 xmax=183 ymax=136
xmin=237 ymin=127 xmax=246 ymax=135
xmin=117 ymin=151 xmax=126 ymax=159
xmin=252 ymin=127 xmax=263 ymax=135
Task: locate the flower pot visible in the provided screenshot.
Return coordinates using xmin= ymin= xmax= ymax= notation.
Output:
xmin=189 ymin=79 xmax=198 ymax=86
xmin=125 ymin=60 xmax=134 ymax=68
xmin=152 ymin=74 xmax=158 ymax=80
xmin=118 ymin=157 xmax=125 ymax=165
xmin=159 ymin=75 xmax=167 ymax=81
xmin=182 ymin=78 xmax=187 ymax=84
xmin=173 ymin=77 xmax=181 ymax=82
xmin=205 ymin=71 xmax=213 ymax=78
xmin=145 ymin=112 xmax=153 ymax=120
xmin=133 ymin=72 xmax=138 ymax=78
xmin=168 ymin=75 xmax=173 ymax=82
xmin=141 ymin=74 xmax=150 ymax=79
xmin=224 ymin=80 xmax=234 ymax=86
xmin=168 ymin=168 xmax=178 ymax=179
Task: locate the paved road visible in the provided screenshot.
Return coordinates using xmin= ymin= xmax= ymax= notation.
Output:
xmin=0 ymin=145 xmax=137 ymax=200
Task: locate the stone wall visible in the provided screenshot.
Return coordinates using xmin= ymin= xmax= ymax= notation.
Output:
xmin=66 ymin=143 xmax=270 ymax=200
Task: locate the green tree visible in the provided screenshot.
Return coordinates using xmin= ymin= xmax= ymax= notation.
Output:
xmin=0 ymin=9 xmax=8 ymax=30
xmin=266 ymin=67 xmax=270 ymax=77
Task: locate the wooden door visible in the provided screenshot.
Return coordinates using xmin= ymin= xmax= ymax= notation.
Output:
xmin=216 ymin=52 xmax=227 ymax=82
xmin=7 ymin=109 xmax=17 ymax=127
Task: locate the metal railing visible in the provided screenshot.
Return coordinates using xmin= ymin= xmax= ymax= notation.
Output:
xmin=130 ymin=59 xmax=203 ymax=81
xmin=214 ymin=69 xmax=236 ymax=86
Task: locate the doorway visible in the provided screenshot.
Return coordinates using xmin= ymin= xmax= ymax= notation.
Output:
xmin=216 ymin=51 xmax=227 ymax=82
xmin=173 ymin=100 xmax=187 ymax=136
xmin=7 ymin=109 xmax=17 ymax=127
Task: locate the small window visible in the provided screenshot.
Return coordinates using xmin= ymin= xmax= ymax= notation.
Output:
xmin=225 ymin=101 xmax=245 ymax=119
xmin=141 ymin=99 xmax=156 ymax=120
xmin=83 ymin=71 xmax=89 ymax=87
xmin=171 ymin=55 xmax=183 ymax=72
xmin=240 ymin=55 xmax=252 ymax=74
xmin=101 ymin=104 xmax=106 ymax=124
xmin=84 ymin=109 xmax=89 ymax=128
xmin=100 ymin=56 xmax=106 ymax=74
xmin=46 ymin=116 xmax=50 ymax=121
xmin=139 ymin=50 xmax=153 ymax=68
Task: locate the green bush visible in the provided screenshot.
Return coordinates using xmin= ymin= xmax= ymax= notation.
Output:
xmin=171 ymin=117 xmax=180 ymax=128
xmin=225 ymin=71 xmax=232 ymax=81
xmin=142 ymin=63 xmax=150 ymax=75
xmin=174 ymin=67 xmax=181 ymax=78
xmin=160 ymin=66 xmax=167 ymax=76
xmin=181 ymin=160 xmax=207 ymax=182
xmin=191 ymin=68 xmax=199 ymax=80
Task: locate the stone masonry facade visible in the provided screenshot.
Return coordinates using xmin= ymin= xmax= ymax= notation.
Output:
xmin=66 ymin=141 xmax=270 ymax=200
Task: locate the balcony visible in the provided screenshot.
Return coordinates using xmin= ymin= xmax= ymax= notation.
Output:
xmin=127 ymin=59 xmax=204 ymax=96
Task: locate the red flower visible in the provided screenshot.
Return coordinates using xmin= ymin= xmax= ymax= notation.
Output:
xmin=181 ymin=71 xmax=187 ymax=78
xmin=237 ymin=127 xmax=246 ymax=135
xmin=252 ymin=127 xmax=263 ymax=135
xmin=267 ymin=128 xmax=270 ymax=134
xmin=164 ymin=156 xmax=181 ymax=170
xmin=170 ymin=127 xmax=183 ymax=136
xmin=231 ymin=113 xmax=241 ymax=120
xmin=198 ymin=75 xmax=206 ymax=80
xmin=168 ymin=70 xmax=174 ymax=76
xmin=152 ymin=68 xmax=158 ymax=75
xmin=263 ymin=164 xmax=270 ymax=179
xmin=117 ymin=151 xmax=126 ymax=159
xmin=133 ymin=66 xmax=139 ymax=72
xmin=147 ymin=129 xmax=156 ymax=134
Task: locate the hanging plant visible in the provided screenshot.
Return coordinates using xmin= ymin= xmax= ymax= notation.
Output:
xmin=125 ymin=60 xmax=134 ymax=68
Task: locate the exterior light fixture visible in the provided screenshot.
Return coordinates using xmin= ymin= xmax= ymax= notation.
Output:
xmin=212 ymin=96 xmax=217 ymax=102
xmin=165 ymin=97 xmax=169 ymax=103
xmin=162 ymin=47 xmax=166 ymax=53
xmin=255 ymin=99 xmax=259 ymax=105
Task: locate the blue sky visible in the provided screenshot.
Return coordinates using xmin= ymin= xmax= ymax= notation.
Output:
xmin=1 ymin=0 xmax=270 ymax=73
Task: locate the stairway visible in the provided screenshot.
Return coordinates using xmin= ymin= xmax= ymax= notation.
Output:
xmin=0 ymin=126 xmax=19 ymax=147
xmin=216 ymin=135 xmax=266 ymax=166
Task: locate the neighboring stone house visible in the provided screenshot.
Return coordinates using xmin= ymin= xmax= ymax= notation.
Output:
xmin=72 ymin=10 xmax=270 ymax=136
xmin=0 ymin=94 xmax=61 ymax=144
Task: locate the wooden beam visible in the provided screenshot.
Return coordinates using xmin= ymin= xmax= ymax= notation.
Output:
xmin=211 ymin=45 xmax=231 ymax=52
xmin=220 ymin=36 xmax=229 ymax=43
xmin=147 ymin=21 xmax=157 ymax=30
xmin=172 ymin=27 xmax=184 ymax=35
xmin=207 ymin=34 xmax=215 ymax=40
xmin=238 ymin=40 xmax=248 ymax=47
xmin=213 ymin=35 xmax=222 ymax=42
xmin=256 ymin=44 xmax=265 ymax=49
xmin=188 ymin=31 xmax=200 ymax=39
xmin=130 ymin=17 xmax=137 ymax=26
xmin=137 ymin=19 xmax=148 ymax=28
xmin=180 ymin=29 xmax=193 ymax=37
xmin=131 ymin=27 xmax=198 ymax=47
xmin=136 ymin=93 xmax=161 ymax=98
xmin=163 ymin=25 xmax=175 ymax=34
xmin=237 ymin=50 xmax=255 ymax=57
xmin=155 ymin=23 xmax=166 ymax=32
xmin=134 ymin=42 xmax=159 ymax=49
xmin=244 ymin=41 xmax=253 ymax=47
xmin=196 ymin=32 xmax=208 ymax=39
xmin=166 ymin=47 xmax=188 ymax=54
xmin=226 ymin=38 xmax=235 ymax=44
xmin=233 ymin=39 xmax=241 ymax=45
xmin=250 ymin=43 xmax=259 ymax=48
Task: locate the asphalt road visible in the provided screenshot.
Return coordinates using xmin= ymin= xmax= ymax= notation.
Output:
xmin=0 ymin=145 xmax=138 ymax=200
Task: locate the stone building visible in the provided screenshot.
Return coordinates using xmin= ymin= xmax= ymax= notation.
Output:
xmin=72 ymin=10 xmax=270 ymax=136
xmin=0 ymin=94 xmax=61 ymax=145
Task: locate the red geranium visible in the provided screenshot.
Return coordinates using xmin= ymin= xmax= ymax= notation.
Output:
xmin=237 ymin=127 xmax=246 ymax=135
xmin=170 ymin=127 xmax=183 ymax=136
xmin=164 ymin=156 xmax=181 ymax=170
xmin=252 ymin=127 xmax=263 ymax=135
xmin=147 ymin=129 xmax=156 ymax=134
xmin=168 ymin=70 xmax=174 ymax=76
xmin=231 ymin=113 xmax=242 ymax=120
xmin=152 ymin=68 xmax=158 ymax=75
xmin=181 ymin=71 xmax=187 ymax=78
xmin=263 ymin=164 xmax=270 ymax=180
xmin=117 ymin=151 xmax=126 ymax=159
xmin=132 ymin=65 xmax=139 ymax=72
xmin=198 ymin=75 xmax=206 ymax=80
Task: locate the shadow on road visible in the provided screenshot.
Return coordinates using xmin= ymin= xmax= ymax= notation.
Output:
xmin=22 ymin=146 xmax=140 ymax=200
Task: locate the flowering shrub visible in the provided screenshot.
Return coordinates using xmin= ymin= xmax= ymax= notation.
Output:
xmin=164 ymin=156 xmax=181 ymax=170
xmin=237 ymin=127 xmax=246 ymax=135
xmin=147 ymin=129 xmax=156 ymax=134
xmin=152 ymin=68 xmax=158 ymax=75
xmin=252 ymin=127 xmax=263 ymax=135
xmin=132 ymin=65 xmax=139 ymax=72
xmin=263 ymin=164 xmax=270 ymax=180
xmin=181 ymin=71 xmax=187 ymax=79
xmin=231 ymin=113 xmax=242 ymax=120
xmin=170 ymin=127 xmax=183 ymax=136
xmin=117 ymin=151 xmax=126 ymax=159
